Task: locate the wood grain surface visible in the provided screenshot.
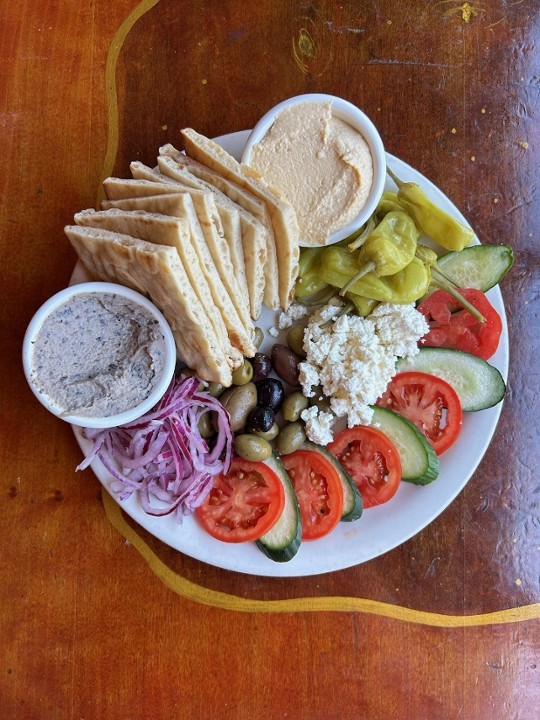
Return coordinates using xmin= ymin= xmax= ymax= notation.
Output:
xmin=1 ymin=1 xmax=539 ymax=718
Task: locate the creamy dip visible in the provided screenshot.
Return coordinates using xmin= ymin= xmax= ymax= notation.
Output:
xmin=249 ymin=100 xmax=373 ymax=246
xmin=30 ymin=292 xmax=167 ymax=418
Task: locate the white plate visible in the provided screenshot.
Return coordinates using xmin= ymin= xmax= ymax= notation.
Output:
xmin=72 ymin=130 xmax=509 ymax=577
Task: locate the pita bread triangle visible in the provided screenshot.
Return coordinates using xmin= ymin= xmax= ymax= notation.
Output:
xmin=102 ymin=176 xmax=181 ymax=200
xmin=128 ymin=160 xmax=261 ymax=320
xmin=157 ymin=151 xmax=267 ymax=319
xmin=160 ymin=148 xmax=278 ymax=311
xmin=94 ymin=195 xmax=255 ymax=355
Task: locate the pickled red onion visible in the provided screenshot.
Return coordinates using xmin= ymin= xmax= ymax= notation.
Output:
xmin=76 ymin=375 xmax=233 ymax=520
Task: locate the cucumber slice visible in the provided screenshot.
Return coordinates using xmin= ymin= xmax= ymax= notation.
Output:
xmin=436 ymin=244 xmax=514 ymax=291
xmin=256 ymin=453 xmax=302 ymax=562
xmin=397 ymin=347 xmax=506 ymax=412
xmin=300 ymin=440 xmax=363 ymax=522
xmin=370 ymin=406 xmax=439 ymax=485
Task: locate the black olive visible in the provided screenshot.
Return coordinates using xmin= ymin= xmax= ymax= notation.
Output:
xmin=256 ymin=378 xmax=285 ymax=411
xmin=271 ymin=343 xmax=301 ymax=386
xmin=246 ymin=405 xmax=275 ymax=434
xmin=251 ymin=352 xmax=272 ymax=383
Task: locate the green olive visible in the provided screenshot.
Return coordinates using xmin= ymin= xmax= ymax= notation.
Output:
xmin=234 ymin=434 xmax=272 ymax=462
xmin=253 ymin=422 xmax=280 ymax=441
xmin=218 ymin=382 xmax=257 ymax=432
xmin=275 ymin=421 xmax=306 ymax=456
xmin=286 ymin=323 xmax=307 ymax=358
xmin=206 ymin=381 xmax=225 ymax=398
xmin=198 ymin=412 xmax=215 ymax=439
xmin=253 ymin=327 xmax=265 ymax=349
xmin=281 ymin=391 xmax=309 ymax=422
xmin=231 ymin=359 xmax=254 ymax=386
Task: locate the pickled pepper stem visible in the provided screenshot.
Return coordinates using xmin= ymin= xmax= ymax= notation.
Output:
xmin=348 ymin=216 xmax=376 ymax=251
xmin=339 ymin=261 xmax=377 ymax=296
xmin=430 ymin=263 xmax=462 ymax=290
xmin=320 ymin=301 xmax=355 ymax=329
xmin=431 ymin=267 xmax=486 ymax=322
xmin=415 ymin=244 xmax=486 ymax=322
xmin=386 ymin=166 xmax=405 ymax=189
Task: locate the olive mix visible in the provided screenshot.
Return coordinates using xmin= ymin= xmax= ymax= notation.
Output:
xmin=183 ymin=322 xmax=315 ymax=462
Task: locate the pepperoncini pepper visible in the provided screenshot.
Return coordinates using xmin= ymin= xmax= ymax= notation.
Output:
xmin=345 ymin=293 xmax=379 ymax=316
xmin=376 ymin=191 xmax=407 ymax=218
xmin=295 ymin=247 xmax=331 ymax=301
xmin=387 ymin=167 xmax=474 ymax=252
xmin=319 ymin=247 xmax=431 ymax=303
xmin=340 ymin=210 xmax=419 ymax=296
xmin=295 ymin=225 xmax=370 ymax=303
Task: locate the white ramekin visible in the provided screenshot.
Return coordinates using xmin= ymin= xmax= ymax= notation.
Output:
xmin=22 ymin=281 xmax=177 ymax=428
xmin=241 ymin=93 xmax=386 ymax=247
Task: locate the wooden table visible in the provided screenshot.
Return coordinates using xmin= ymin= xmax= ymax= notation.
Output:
xmin=2 ymin=1 xmax=539 ymax=717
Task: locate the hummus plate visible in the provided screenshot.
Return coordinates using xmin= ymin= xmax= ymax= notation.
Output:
xmin=72 ymin=130 xmax=509 ymax=578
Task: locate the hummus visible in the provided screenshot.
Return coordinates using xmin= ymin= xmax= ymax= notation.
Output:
xmin=30 ymin=292 xmax=167 ymax=418
xmin=249 ymin=101 xmax=373 ymax=246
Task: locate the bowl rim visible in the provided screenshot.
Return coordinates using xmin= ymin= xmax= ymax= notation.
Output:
xmin=22 ymin=281 xmax=177 ymax=428
xmin=241 ymin=93 xmax=386 ymax=246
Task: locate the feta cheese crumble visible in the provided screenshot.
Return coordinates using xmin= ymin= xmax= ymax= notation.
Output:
xmin=299 ymin=301 xmax=429 ymax=442
xmin=268 ymin=302 xmax=310 ymax=337
xmin=369 ymin=303 xmax=430 ymax=358
xmin=277 ymin=302 xmax=309 ymax=330
xmin=301 ymin=406 xmax=336 ymax=446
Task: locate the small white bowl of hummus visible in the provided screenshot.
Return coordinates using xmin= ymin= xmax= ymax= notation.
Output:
xmin=242 ymin=93 xmax=386 ymax=247
xmin=23 ymin=282 xmax=177 ymax=428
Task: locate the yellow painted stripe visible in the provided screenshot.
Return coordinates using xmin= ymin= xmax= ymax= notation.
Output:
xmin=97 ymin=0 xmax=162 ymax=204
xmin=102 ymin=490 xmax=540 ymax=626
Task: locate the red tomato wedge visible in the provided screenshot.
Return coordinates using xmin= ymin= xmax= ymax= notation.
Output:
xmin=377 ymin=371 xmax=463 ymax=455
xmin=417 ymin=288 xmax=502 ymax=360
xmin=196 ymin=457 xmax=285 ymax=543
xmin=328 ymin=427 xmax=401 ymax=509
xmin=281 ymin=450 xmax=344 ymax=540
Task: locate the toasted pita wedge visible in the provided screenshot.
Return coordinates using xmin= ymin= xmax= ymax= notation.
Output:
xmin=101 ymin=174 xmax=228 ymax=248
xmin=156 ymin=153 xmax=266 ymax=320
xmin=129 ymin=159 xmax=258 ymax=319
xmin=64 ymin=225 xmax=232 ymax=386
xmin=181 ymin=128 xmax=300 ymax=309
xmin=164 ymin=148 xmax=278 ymax=310
xmin=73 ymin=207 xmax=243 ymax=368
xmin=95 ymin=194 xmax=256 ymax=355
xmin=128 ymin=162 xmax=176 ymax=185
xmin=102 ymin=176 xmax=181 ymax=201
xmin=116 ymin=174 xmax=253 ymax=333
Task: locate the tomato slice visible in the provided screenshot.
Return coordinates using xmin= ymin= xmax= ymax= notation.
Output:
xmin=281 ymin=450 xmax=344 ymax=540
xmin=377 ymin=371 xmax=463 ymax=455
xmin=195 ymin=457 xmax=285 ymax=543
xmin=328 ymin=427 xmax=401 ymax=509
xmin=417 ymin=288 xmax=502 ymax=360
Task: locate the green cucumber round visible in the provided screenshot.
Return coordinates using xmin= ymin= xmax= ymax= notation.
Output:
xmin=370 ymin=405 xmax=440 ymax=485
xmin=435 ymin=244 xmax=514 ymax=292
xmin=256 ymin=453 xmax=302 ymax=562
xmin=397 ymin=347 xmax=506 ymax=412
